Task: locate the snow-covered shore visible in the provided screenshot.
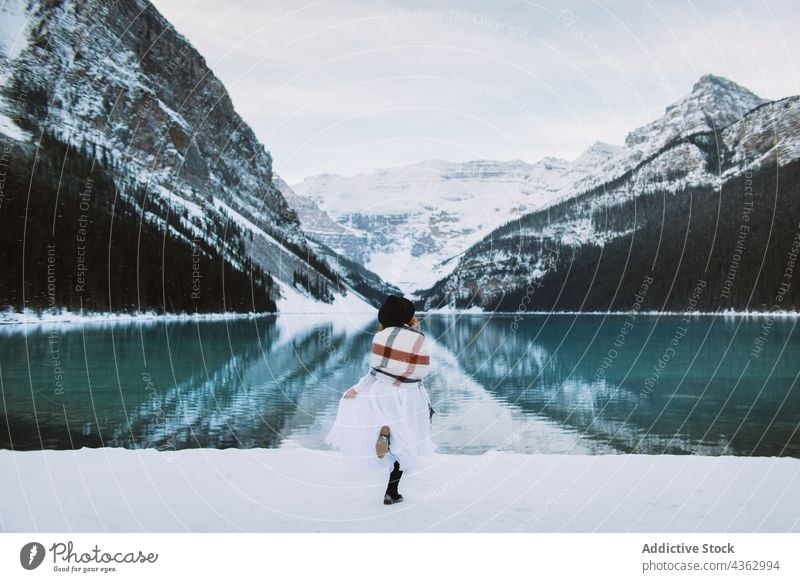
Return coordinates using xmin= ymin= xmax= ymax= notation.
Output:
xmin=3 ymin=307 xmax=797 ymax=326
xmin=0 ymin=308 xmax=278 ymax=326
xmin=2 ymin=445 xmax=798 ymax=532
xmin=423 ymin=308 xmax=800 ymax=318
xmin=0 ymin=281 xmax=377 ymax=326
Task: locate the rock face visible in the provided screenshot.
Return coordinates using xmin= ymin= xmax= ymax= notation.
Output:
xmin=6 ymin=0 xmax=292 ymax=225
xmin=0 ymin=0 xmax=393 ymax=312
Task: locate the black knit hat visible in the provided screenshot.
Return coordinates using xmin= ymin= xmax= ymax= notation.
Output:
xmin=378 ymin=295 xmax=416 ymax=328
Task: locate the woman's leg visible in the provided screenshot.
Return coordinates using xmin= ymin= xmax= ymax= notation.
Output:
xmin=384 ymin=460 xmax=403 ymax=503
xmin=376 ymin=425 xmax=391 ymax=458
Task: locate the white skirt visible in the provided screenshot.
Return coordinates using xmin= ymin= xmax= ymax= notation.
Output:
xmin=324 ymin=372 xmax=436 ymax=474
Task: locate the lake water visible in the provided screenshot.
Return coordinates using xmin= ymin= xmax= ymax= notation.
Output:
xmin=1 ymin=314 xmax=798 ymax=457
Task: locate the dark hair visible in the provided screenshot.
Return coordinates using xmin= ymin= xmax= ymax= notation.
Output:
xmin=377 ymin=294 xmax=416 ymax=327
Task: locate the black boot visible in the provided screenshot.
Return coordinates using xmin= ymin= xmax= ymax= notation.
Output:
xmin=383 ymin=461 xmax=404 ymax=505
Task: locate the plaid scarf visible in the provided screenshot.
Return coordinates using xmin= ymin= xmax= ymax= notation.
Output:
xmin=370 ymin=325 xmax=430 ymax=386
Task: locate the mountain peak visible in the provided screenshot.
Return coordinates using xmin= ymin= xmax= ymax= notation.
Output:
xmin=692 ymin=73 xmax=751 ymax=94
xmin=625 ymin=74 xmax=767 ymax=151
xmin=578 ymin=140 xmax=622 ymax=158
xmin=674 ymin=73 xmax=765 ymax=117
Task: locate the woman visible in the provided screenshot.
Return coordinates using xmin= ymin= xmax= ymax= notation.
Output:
xmin=324 ymin=295 xmax=435 ymax=505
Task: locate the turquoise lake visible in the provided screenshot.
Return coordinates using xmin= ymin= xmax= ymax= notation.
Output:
xmin=1 ymin=314 xmax=798 ymax=456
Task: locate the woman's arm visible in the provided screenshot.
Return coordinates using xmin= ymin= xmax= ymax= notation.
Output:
xmin=344 ymin=387 xmax=358 ymax=398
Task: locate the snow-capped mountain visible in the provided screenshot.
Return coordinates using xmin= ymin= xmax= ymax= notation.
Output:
xmin=0 ymin=0 xmax=393 ymax=314
xmin=291 ymin=73 xmax=794 ymax=307
xmin=420 ymin=85 xmax=800 ymax=312
xmin=292 ymin=148 xmax=621 ymax=292
xmin=291 ymin=75 xmax=772 ymax=295
xmin=275 ymin=176 xmax=370 ymax=265
xmin=570 ymin=74 xmax=768 ymax=194
xmin=628 ymin=74 xmax=766 ymax=151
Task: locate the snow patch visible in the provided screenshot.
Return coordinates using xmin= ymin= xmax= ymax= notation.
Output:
xmin=273 ymin=279 xmax=373 ymax=315
xmin=157 ymin=98 xmax=191 ymax=130
xmin=160 ymin=185 xmax=205 ymax=219
xmin=0 ymin=110 xmax=30 ymax=141
xmin=0 ymin=69 xmax=32 ymax=142
xmin=213 ymin=197 xmax=265 ymax=236
xmin=0 ymin=0 xmax=30 ymax=60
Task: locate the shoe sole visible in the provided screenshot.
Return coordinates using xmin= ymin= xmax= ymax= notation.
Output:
xmin=384 ymin=495 xmax=403 ymax=505
xmin=376 ymin=425 xmax=390 ymax=459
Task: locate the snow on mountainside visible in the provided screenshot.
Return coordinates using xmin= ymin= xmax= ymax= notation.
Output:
xmin=292 ymin=148 xmax=620 ymax=292
xmin=0 ymin=0 xmax=392 ymax=313
xmin=291 ymin=74 xmax=779 ymax=296
xmin=0 ymin=0 xmax=33 ymax=140
xmin=721 ymin=96 xmax=800 ymax=175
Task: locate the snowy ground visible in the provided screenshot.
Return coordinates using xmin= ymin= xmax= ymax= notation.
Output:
xmin=2 ymin=445 xmax=798 ymax=532
xmin=272 ymin=279 xmax=374 ymax=315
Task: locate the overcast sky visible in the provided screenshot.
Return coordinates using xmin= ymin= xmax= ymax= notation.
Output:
xmin=151 ymin=0 xmax=800 ymax=184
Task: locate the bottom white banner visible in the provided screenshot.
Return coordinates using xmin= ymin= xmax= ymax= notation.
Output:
xmin=1 ymin=533 xmax=797 ymax=581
